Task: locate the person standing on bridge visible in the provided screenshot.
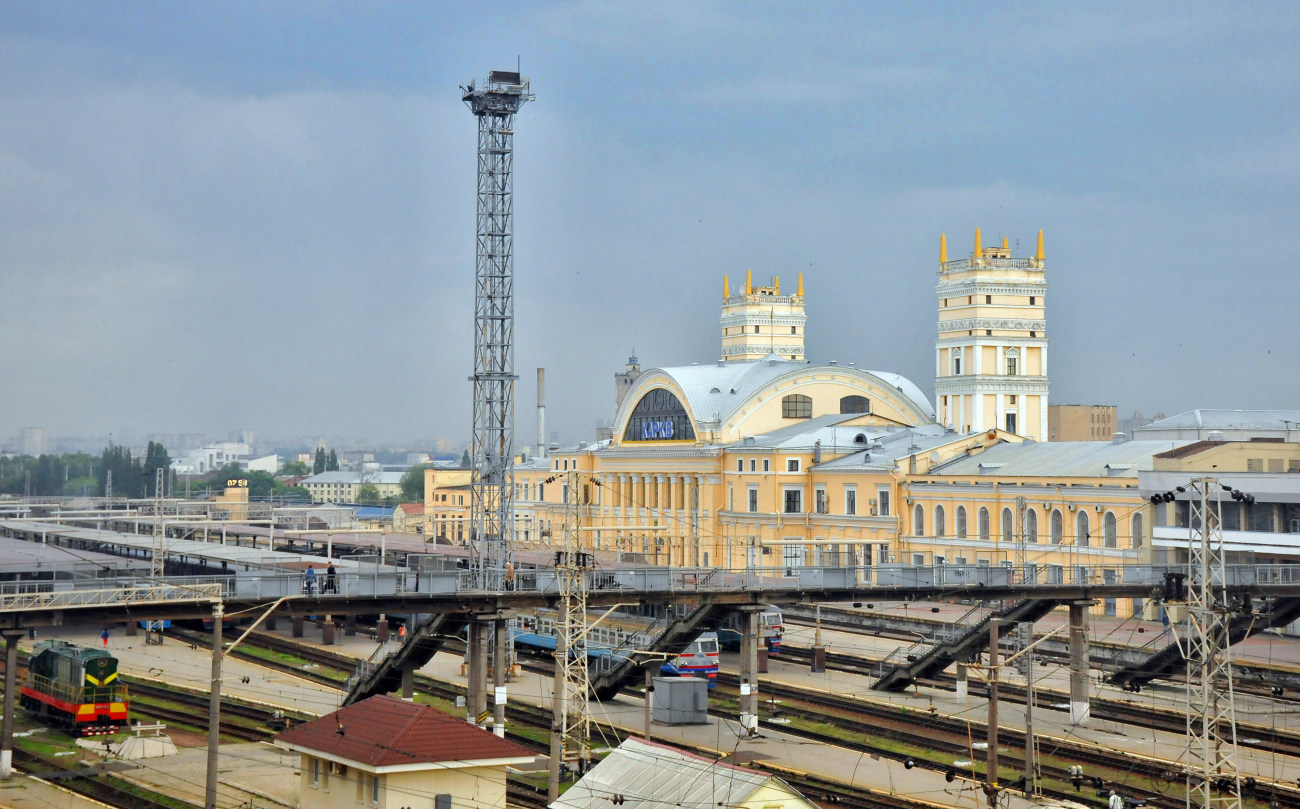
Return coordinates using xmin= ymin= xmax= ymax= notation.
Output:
xmin=304 ymin=565 xmax=316 ymax=595
xmin=325 ymin=562 xmax=337 ymax=594
xmin=504 ymin=561 xmax=516 ymax=591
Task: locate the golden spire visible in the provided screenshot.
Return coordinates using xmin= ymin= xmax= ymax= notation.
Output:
xmin=973 ymin=227 xmax=983 ymax=258
xmin=745 ymin=270 xmax=752 ymax=295
xmin=940 ymin=233 xmax=947 ymax=263
xmin=723 ymin=274 xmax=729 ymax=298
xmin=1036 ymin=229 xmax=1045 ymax=262
xmin=797 ymin=272 xmax=804 ymax=297
xmin=1001 ymin=235 xmax=1009 ymax=251
xmin=774 ymin=274 xmax=780 ymax=295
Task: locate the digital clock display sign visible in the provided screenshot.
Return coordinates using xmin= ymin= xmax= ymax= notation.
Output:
xmin=623 ymin=388 xmax=696 ymax=442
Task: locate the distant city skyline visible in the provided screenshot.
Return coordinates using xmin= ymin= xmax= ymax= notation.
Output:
xmin=3 ymin=3 xmax=1296 ymax=443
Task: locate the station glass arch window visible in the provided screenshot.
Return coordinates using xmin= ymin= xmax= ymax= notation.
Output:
xmin=1103 ymin=512 xmax=1118 ymax=548
xmin=1131 ymin=513 xmax=1144 ymax=549
xmin=914 ymin=504 xmax=925 ymax=537
xmin=1026 ymin=509 xmax=1038 ymax=543
xmin=978 ymin=507 xmax=990 ymax=540
xmin=935 ymin=505 xmax=946 ymax=537
xmin=1050 ymin=509 xmax=1063 ymax=544
xmin=839 ymin=395 xmax=870 ymax=414
xmin=1076 ymin=511 xmax=1090 ymax=546
xmin=956 ymin=506 xmax=967 ymax=538
xmin=1001 ymin=508 xmax=1013 ymax=542
xmin=782 ymin=394 xmax=813 ymax=419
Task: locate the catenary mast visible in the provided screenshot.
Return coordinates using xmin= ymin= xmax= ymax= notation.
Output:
xmin=461 ymin=70 xmax=533 ymax=586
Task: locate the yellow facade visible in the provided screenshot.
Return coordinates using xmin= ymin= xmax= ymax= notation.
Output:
xmin=423 ymin=468 xmax=473 ymax=541
xmin=298 ymin=752 xmax=508 ymax=809
xmin=935 ymin=229 xmax=1049 ymax=440
xmin=1049 ymin=404 xmax=1118 ymax=441
xmin=720 ymin=273 xmax=807 ymax=362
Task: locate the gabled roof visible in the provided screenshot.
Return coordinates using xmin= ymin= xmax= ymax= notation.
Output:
xmin=1137 ymin=409 xmax=1300 ymax=432
xmin=930 ymin=440 xmax=1188 ymax=478
xmin=398 ymin=503 xmax=424 ymax=515
xmin=552 ymin=738 xmax=811 ymax=809
xmin=274 ymin=695 xmax=533 ymax=771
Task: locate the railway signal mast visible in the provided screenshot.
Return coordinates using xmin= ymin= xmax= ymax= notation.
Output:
xmin=461 ymin=69 xmax=533 ymax=588
xmin=146 ymin=467 xmax=166 ymax=645
xmin=547 ymin=470 xmax=593 ymax=802
xmin=1172 ymin=478 xmax=1243 ymax=809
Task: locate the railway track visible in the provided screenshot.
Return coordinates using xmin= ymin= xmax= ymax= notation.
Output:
xmin=167 ymin=629 xmax=970 ymax=809
xmin=775 ymin=642 xmax=1300 ymax=760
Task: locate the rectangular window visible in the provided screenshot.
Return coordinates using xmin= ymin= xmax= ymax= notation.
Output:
xmin=763 ymin=459 xmax=770 ymax=472
xmin=783 ymin=488 xmax=802 ymax=513
xmin=814 ymin=487 xmax=827 ymax=514
xmin=782 ymin=544 xmax=805 ymax=570
xmin=985 ymin=295 xmax=992 ymax=304
xmin=791 ymin=326 xmax=797 ymax=334
xmin=1006 ymin=357 xmax=1018 ymax=376
xmin=1029 ymin=296 xmax=1036 ymax=305
xmin=877 ymin=488 xmax=890 ymax=516
xmin=737 ymin=459 xmax=743 ymax=472
xmin=310 ymin=757 xmax=320 ymax=787
xmin=748 ymin=486 xmax=758 ymax=513
xmin=750 ymin=459 xmax=757 ymax=472
xmin=845 ymin=488 xmax=857 ymax=515
xmin=371 ymin=775 xmax=380 ymax=804
xmin=786 ymin=459 xmax=800 ymax=472
xmin=1247 ymin=458 xmax=1264 ymax=472
xmin=912 ymin=553 xmax=926 ymax=566
xmin=1006 ymin=413 xmax=1017 ymax=433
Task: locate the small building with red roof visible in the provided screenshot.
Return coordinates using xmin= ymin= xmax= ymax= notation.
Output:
xmin=274 ymin=695 xmax=535 ymax=809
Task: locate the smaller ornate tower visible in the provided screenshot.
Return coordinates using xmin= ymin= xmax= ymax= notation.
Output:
xmin=720 ymin=272 xmax=807 ymax=362
xmin=934 ymin=229 xmax=1049 ymax=440
xmin=614 ymin=352 xmax=641 ymax=411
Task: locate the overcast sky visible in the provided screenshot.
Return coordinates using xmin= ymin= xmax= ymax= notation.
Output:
xmin=2 ymin=2 xmax=1297 ymax=448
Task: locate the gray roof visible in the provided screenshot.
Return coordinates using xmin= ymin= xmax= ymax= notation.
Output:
xmin=301 ymin=471 xmax=405 ymax=485
xmin=931 ymin=439 xmax=1190 ymax=478
xmin=813 ymin=424 xmax=961 ymax=470
xmin=552 ymin=738 xmax=801 ymax=809
xmin=648 ymin=356 xmax=933 ymax=425
xmin=1136 ymin=409 xmax=1300 ymax=432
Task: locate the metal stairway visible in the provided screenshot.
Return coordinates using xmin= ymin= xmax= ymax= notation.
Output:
xmin=1107 ymin=597 xmax=1300 ymax=690
xmin=590 ymin=603 xmax=731 ymax=701
xmin=872 ymin=598 xmax=1063 ymax=692
xmin=344 ymin=612 xmax=465 ymax=705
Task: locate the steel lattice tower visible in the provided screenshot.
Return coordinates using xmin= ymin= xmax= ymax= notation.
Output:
xmin=461 ymin=71 xmax=533 ymax=584
xmin=1174 ymin=479 xmax=1242 ymax=809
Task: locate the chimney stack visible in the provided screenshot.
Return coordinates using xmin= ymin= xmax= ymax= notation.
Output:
xmin=537 ymin=368 xmax=547 ymax=459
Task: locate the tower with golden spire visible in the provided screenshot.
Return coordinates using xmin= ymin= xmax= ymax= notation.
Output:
xmin=719 ymin=272 xmax=807 ymax=362
xmin=934 ymin=229 xmax=1049 ymax=439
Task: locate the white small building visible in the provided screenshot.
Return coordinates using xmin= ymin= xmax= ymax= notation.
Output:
xmin=553 ymin=737 xmax=821 ymax=809
xmin=275 ymin=695 xmax=534 ymax=809
xmin=171 ymin=442 xmax=252 ymax=474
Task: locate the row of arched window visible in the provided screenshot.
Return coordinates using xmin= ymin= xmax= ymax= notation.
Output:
xmin=912 ymin=503 xmax=1143 ymax=548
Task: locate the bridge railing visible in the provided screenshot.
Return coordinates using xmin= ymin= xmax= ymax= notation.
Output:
xmin=0 ymin=579 xmax=225 ymax=613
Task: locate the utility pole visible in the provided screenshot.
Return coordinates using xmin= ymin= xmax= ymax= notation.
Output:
xmin=1174 ymin=478 xmax=1243 ymax=809
xmin=205 ymin=601 xmax=223 ymax=809
xmin=1020 ymin=620 xmax=1037 ymax=796
xmin=547 ymin=470 xmax=591 ymax=803
xmin=985 ymin=619 xmax=1000 ymax=809
xmin=146 ymin=467 xmax=166 ymax=645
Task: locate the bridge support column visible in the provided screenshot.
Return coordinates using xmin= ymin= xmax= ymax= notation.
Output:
xmin=1069 ymin=601 xmax=1091 ymax=725
xmin=467 ymin=619 xmax=488 ymax=724
xmin=401 ymin=666 xmax=414 ymax=701
xmin=345 ymin=614 xmax=357 ymax=637
xmin=737 ymin=606 xmax=761 ymax=737
xmin=376 ymin=618 xmax=389 ymax=642
xmin=955 ymin=663 xmax=968 ymax=702
xmin=2 ymin=631 xmax=25 ymax=779
xmin=492 ymin=619 xmax=507 ymax=738
xmin=265 ymin=616 xmax=277 ymax=631
xmin=125 ymin=620 xmax=137 ymax=637
xmin=322 ymin=620 xmax=336 ymax=646
xmin=291 ymin=617 xmax=304 ymax=638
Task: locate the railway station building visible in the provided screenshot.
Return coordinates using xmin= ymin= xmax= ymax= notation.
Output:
xmin=453 ymin=233 xmax=1296 ymax=619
